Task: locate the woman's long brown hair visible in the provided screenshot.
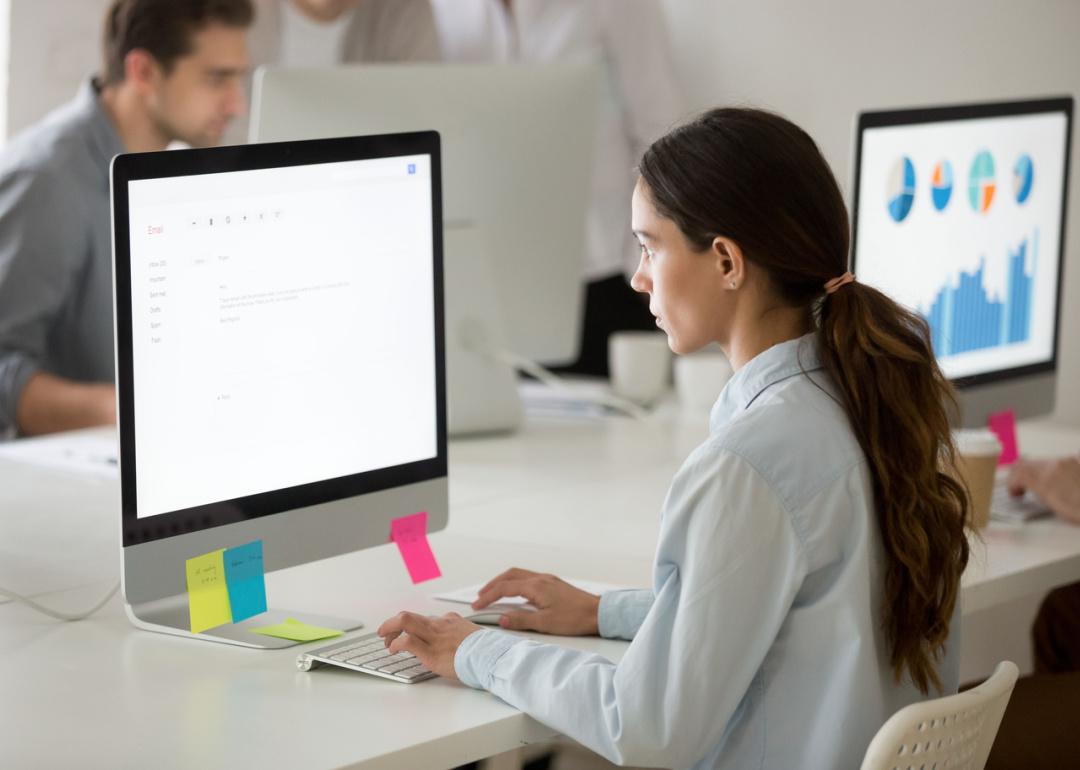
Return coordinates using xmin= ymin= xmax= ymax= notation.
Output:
xmin=639 ymin=108 xmax=970 ymax=694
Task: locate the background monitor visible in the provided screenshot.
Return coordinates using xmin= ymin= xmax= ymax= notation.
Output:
xmin=113 ymin=132 xmax=448 ymax=648
xmin=249 ymin=63 xmax=598 ymax=434
xmin=851 ymin=98 xmax=1073 ymax=426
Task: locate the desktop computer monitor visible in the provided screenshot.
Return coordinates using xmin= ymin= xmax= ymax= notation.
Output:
xmin=112 ymin=131 xmax=448 ymax=648
xmin=249 ymin=63 xmax=599 ymax=434
xmin=851 ymin=98 xmax=1073 ymax=426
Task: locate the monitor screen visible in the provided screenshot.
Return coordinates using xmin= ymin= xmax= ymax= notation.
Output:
xmin=120 ymin=147 xmax=440 ymax=522
xmin=851 ymin=99 xmax=1072 ymax=383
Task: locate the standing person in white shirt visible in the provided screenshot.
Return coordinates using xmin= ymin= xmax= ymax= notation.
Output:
xmin=431 ymin=0 xmax=685 ymax=375
xmin=229 ymin=0 xmax=441 ymax=143
xmin=377 ymin=108 xmax=972 ymax=769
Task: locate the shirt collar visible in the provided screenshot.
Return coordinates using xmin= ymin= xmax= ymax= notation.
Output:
xmin=709 ymin=333 xmax=824 ymax=434
xmin=76 ymin=78 xmax=125 ymax=174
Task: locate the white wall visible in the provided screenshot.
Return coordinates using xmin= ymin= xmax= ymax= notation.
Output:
xmin=661 ymin=0 xmax=1080 ymax=425
xmin=2 ymin=0 xmax=1079 ymax=422
xmin=3 ymin=0 xmax=109 ymax=140
xmin=0 ymin=0 xmax=9 ymax=141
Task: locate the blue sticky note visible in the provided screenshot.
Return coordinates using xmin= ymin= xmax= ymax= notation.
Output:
xmin=223 ymin=540 xmax=267 ymax=622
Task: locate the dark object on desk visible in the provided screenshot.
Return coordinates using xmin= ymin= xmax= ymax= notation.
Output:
xmin=983 ymin=670 xmax=1080 ymax=769
xmin=1033 ymin=581 xmax=1080 ymax=674
xmin=551 ymin=274 xmax=657 ymax=378
xmin=983 ymin=582 xmax=1080 ymax=768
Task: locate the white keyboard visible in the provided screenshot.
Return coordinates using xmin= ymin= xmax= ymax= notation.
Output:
xmin=990 ymin=479 xmax=1051 ymax=524
xmin=296 ymin=632 xmax=436 ymax=684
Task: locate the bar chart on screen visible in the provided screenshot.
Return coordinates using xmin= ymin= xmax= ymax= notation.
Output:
xmin=923 ymin=230 xmax=1037 ymax=358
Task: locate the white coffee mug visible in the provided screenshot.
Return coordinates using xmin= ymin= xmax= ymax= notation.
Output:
xmin=675 ymin=351 xmax=734 ymax=411
xmin=609 ymin=331 xmax=672 ymax=405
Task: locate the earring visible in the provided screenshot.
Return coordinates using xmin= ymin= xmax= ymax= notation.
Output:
xmin=729 ymin=282 xmax=736 ymax=289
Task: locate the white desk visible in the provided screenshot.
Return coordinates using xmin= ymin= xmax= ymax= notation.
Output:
xmin=2 ymin=411 xmax=1079 ymax=768
xmin=447 ymin=410 xmax=1080 ymax=608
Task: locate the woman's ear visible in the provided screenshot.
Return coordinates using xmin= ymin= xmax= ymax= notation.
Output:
xmin=712 ymin=237 xmax=745 ymax=290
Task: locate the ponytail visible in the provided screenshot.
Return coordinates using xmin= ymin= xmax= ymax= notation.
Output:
xmin=817 ymin=282 xmax=969 ymax=694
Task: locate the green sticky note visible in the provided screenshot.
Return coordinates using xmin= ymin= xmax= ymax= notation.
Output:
xmin=186 ymin=549 xmax=232 ymax=633
xmin=250 ymin=617 xmax=344 ymax=642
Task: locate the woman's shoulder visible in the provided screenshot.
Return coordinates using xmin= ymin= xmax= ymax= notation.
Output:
xmin=700 ymin=380 xmax=867 ymax=516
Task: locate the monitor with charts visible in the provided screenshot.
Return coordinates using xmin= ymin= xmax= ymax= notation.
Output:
xmin=851 ymin=98 xmax=1073 ymax=425
xmin=112 ymin=132 xmax=448 ymax=647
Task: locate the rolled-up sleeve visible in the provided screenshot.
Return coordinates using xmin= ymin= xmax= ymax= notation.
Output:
xmin=0 ymin=167 xmax=82 ymax=433
xmin=451 ymin=448 xmax=808 ymax=768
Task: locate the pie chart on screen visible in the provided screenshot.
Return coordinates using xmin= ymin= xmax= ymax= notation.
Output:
xmin=968 ymin=150 xmax=996 ymax=213
xmin=886 ymin=156 xmax=916 ymax=222
xmin=931 ymin=160 xmax=953 ymax=211
xmin=1014 ymin=154 xmax=1034 ymax=204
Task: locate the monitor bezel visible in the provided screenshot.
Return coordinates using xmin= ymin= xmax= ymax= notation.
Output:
xmin=112 ymin=132 xmax=447 ymax=547
xmin=850 ymin=97 xmax=1073 ymax=389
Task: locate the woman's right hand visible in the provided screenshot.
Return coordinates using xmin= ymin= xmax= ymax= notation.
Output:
xmin=472 ymin=567 xmax=601 ymax=636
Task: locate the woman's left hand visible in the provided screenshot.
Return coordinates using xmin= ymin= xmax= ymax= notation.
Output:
xmin=376 ymin=611 xmax=483 ymax=681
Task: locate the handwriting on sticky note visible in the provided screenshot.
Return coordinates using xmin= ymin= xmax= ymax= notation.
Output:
xmin=988 ymin=409 xmax=1019 ymax=465
xmin=250 ymin=618 xmax=343 ymax=642
xmin=186 ymin=549 xmax=232 ymax=633
xmin=391 ymin=511 xmax=441 ymax=584
xmin=223 ymin=540 xmax=267 ymax=623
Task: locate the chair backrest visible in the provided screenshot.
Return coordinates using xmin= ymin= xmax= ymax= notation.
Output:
xmin=860 ymin=661 xmax=1019 ymax=770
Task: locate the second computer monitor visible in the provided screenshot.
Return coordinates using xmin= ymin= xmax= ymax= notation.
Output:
xmin=113 ymin=132 xmax=448 ymax=647
xmin=851 ymin=98 xmax=1073 ymax=425
xmin=250 ymin=62 xmax=599 ymax=365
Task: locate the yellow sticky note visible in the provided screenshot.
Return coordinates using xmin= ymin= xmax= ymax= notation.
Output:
xmin=186 ymin=549 xmax=232 ymax=633
xmin=250 ymin=617 xmax=343 ymax=642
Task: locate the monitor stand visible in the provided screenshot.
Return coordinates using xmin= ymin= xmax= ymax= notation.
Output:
xmin=125 ymin=594 xmax=364 ymax=649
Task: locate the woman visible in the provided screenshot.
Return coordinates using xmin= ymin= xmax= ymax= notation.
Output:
xmin=378 ymin=108 xmax=970 ymax=769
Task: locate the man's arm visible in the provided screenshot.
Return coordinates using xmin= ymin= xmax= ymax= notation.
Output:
xmin=0 ymin=166 xmax=97 ymax=436
xmin=15 ymin=372 xmax=115 ymax=436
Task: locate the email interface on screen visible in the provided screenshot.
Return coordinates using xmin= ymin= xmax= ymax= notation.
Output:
xmin=127 ymin=155 xmax=437 ymax=518
xmin=854 ymin=110 xmax=1068 ymax=380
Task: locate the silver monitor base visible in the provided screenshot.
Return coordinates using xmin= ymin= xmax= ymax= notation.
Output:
xmin=125 ymin=595 xmax=364 ymax=649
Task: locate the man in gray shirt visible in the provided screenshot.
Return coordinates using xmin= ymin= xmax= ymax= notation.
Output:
xmin=0 ymin=0 xmax=254 ymax=437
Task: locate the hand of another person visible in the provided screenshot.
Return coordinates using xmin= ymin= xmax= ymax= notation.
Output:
xmin=472 ymin=567 xmax=601 ymax=636
xmin=1008 ymin=456 xmax=1080 ymax=524
xmin=376 ymin=611 xmax=483 ymax=681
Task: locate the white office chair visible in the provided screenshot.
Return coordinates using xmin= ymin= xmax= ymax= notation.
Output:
xmin=860 ymin=661 xmax=1019 ymax=770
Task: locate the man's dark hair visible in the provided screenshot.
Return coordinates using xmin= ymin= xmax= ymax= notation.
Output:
xmin=101 ymin=0 xmax=254 ymax=85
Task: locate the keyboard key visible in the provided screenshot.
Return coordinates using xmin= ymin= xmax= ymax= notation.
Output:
xmin=329 ymin=646 xmax=366 ymax=661
xmin=399 ymin=664 xmax=431 ymax=680
xmin=379 ymin=659 xmax=419 ymax=675
xmin=345 ymin=652 xmax=386 ymax=666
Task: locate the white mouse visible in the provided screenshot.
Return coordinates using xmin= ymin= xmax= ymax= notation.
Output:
xmin=466 ymin=611 xmax=506 ymax=625
xmin=465 ymin=602 xmax=537 ymax=625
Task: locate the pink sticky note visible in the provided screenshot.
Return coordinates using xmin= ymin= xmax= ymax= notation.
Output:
xmin=390 ymin=511 xmax=442 ymax=584
xmin=987 ymin=409 xmax=1019 ymax=466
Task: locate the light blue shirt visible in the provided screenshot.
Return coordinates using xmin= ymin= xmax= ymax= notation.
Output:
xmin=455 ymin=334 xmax=959 ymax=769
